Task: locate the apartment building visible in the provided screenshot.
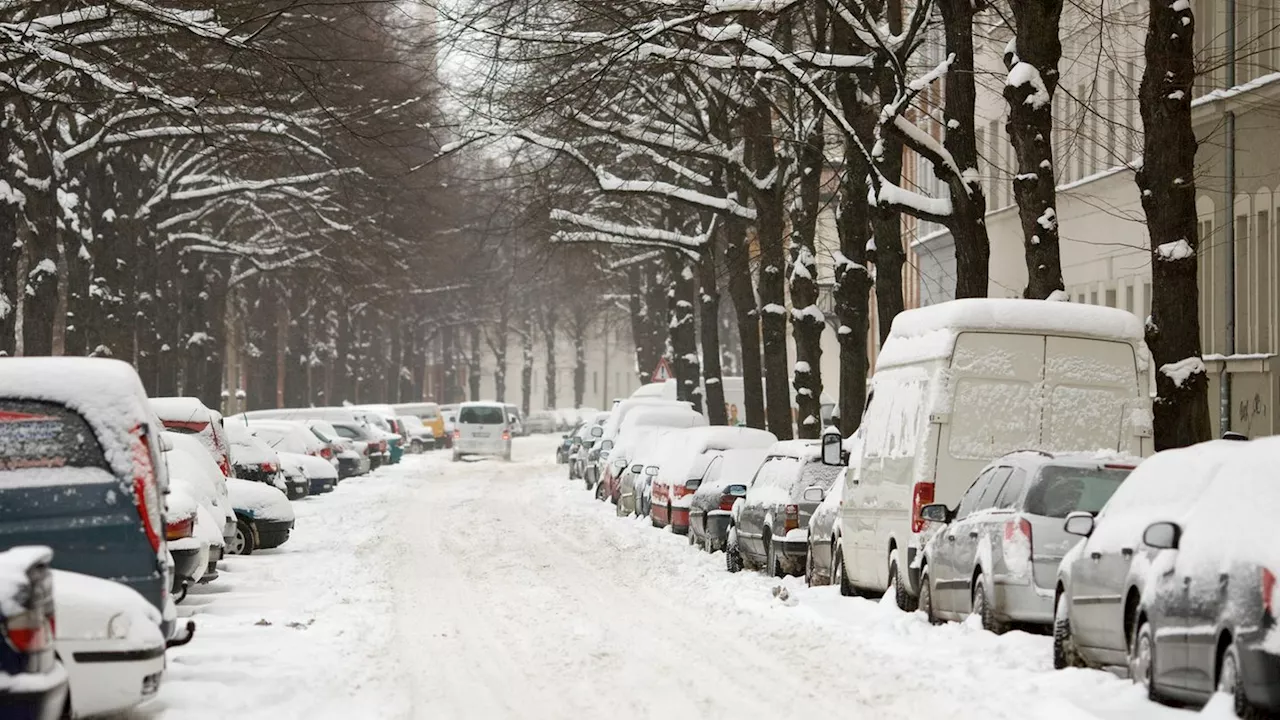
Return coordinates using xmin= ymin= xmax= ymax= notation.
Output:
xmin=915 ymin=0 xmax=1280 ymax=437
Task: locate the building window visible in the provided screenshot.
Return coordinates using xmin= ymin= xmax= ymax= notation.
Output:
xmin=1257 ymin=209 xmax=1272 ymax=351
xmin=1106 ymin=289 xmax=1117 ymax=308
xmin=1126 ymin=62 xmax=1138 ymax=158
xmin=1125 ymin=285 xmax=1135 ymax=312
xmin=1076 ymin=85 xmax=1088 ymax=181
xmin=1106 ymin=70 xmax=1117 ymax=169
xmin=1078 ymin=293 xmax=1086 ymax=304
xmin=1090 ymin=290 xmax=1099 ymax=305
xmin=1144 ymin=282 xmax=1153 ymax=318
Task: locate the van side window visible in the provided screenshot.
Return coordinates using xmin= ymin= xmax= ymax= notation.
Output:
xmin=994 ymin=468 xmax=1028 ymax=509
xmin=955 ymin=470 xmax=994 ymax=520
xmin=975 ymin=468 xmax=1014 ymax=511
xmin=862 ymin=372 xmax=928 ymax=459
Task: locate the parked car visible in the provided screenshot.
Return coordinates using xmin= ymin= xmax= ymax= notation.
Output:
xmin=1119 ymin=437 xmax=1280 ymax=715
xmin=0 ymin=547 xmax=67 ymax=720
xmin=555 ymin=430 xmax=576 ymax=464
xmin=804 ymin=473 xmax=845 ymax=587
xmin=729 ymin=441 xmax=841 ymax=577
xmin=917 ymin=451 xmax=1135 ymax=631
xmin=571 ymin=412 xmax=610 ymax=485
xmin=503 ymin=404 xmax=526 ymax=436
xmin=165 ymin=432 xmax=236 ymax=562
xmin=600 ymin=404 xmax=707 ymax=506
xmin=831 ymin=298 xmax=1154 ymax=610
xmin=1053 ymin=440 xmax=1240 ymax=675
xmin=452 ymin=402 xmax=512 ymax=461
xmin=649 ymin=427 xmax=777 ymax=534
xmin=525 ymin=410 xmax=558 ymax=435
xmin=0 ymin=358 xmax=174 ymax=638
xmin=221 ymin=419 xmax=292 ymax=495
xmin=151 ymin=396 xmax=233 ymax=479
xmin=225 ymin=478 xmax=296 ymax=554
xmin=307 ymin=419 xmax=370 ymax=478
xmin=54 ymin=569 xmax=166 ymax=718
xmin=163 ymin=440 xmax=230 ymax=593
xmin=689 ymin=447 xmax=771 ymax=553
xmin=235 ymin=419 xmax=337 ymax=495
xmin=398 ymin=415 xmax=434 ymax=452
xmin=163 ymin=485 xmax=205 ymax=597
xmin=391 ymin=402 xmax=447 ymax=448
xmin=329 ymin=421 xmax=388 ymax=469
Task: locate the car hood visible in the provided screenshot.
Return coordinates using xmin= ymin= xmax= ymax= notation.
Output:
xmin=279 ymin=452 xmax=338 ymax=480
xmin=226 ymin=478 xmax=295 ymax=522
xmin=52 ymin=570 xmax=164 ymax=646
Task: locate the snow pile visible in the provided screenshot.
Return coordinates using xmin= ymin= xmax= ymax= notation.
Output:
xmin=1156 ymin=239 xmax=1193 ymax=261
xmin=0 ymin=546 xmax=52 ymax=618
xmin=1159 ymin=356 xmax=1205 ymax=388
xmin=1007 ymin=62 xmax=1051 ymax=108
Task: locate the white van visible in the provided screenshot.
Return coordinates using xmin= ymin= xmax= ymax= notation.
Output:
xmin=835 ymin=299 xmax=1154 ymax=608
xmin=453 ymin=402 xmax=512 ymax=461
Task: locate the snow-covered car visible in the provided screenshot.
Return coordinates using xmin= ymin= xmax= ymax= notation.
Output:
xmin=1083 ymin=437 xmax=1279 ymax=715
xmin=398 ymin=415 xmax=434 ymax=452
xmin=730 ymin=441 xmax=840 ymax=578
xmin=602 ymin=404 xmax=707 ymax=505
xmin=689 ymin=447 xmax=770 ymax=553
xmin=279 ymin=451 xmax=335 ymax=496
xmin=307 ymin=419 xmax=371 ymax=478
xmin=163 ymin=485 xmax=208 ymax=597
xmin=524 ymin=410 xmax=558 ymax=435
xmin=649 ymin=427 xmax=777 ymax=534
xmin=917 ymin=451 xmax=1134 ymax=631
xmin=0 ymin=546 xmax=68 ymax=720
xmin=330 ymin=420 xmax=388 ymax=470
xmin=452 ymin=402 xmax=512 ymax=461
xmin=54 ymin=570 xmax=165 ymax=718
xmin=804 ymin=473 xmax=844 ymax=587
xmin=226 ymin=478 xmax=296 ymax=554
xmin=164 ymin=432 xmax=236 ymax=555
xmin=150 ymin=397 xmax=233 ymax=479
xmin=223 ymin=419 xmax=291 ymax=494
xmin=235 ymin=419 xmax=337 ymax=495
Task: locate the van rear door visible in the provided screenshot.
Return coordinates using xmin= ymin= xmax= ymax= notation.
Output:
xmin=1042 ymin=337 xmax=1142 ymax=454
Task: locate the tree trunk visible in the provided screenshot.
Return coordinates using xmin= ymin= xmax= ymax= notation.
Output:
xmin=572 ymin=319 xmax=587 ymax=408
xmin=724 ymin=214 xmax=765 ymax=429
xmin=1137 ymin=0 xmax=1210 ymax=450
xmin=788 ymin=102 xmax=826 ymax=439
xmin=468 ymin=325 xmax=482 ymax=401
xmin=940 ymin=0 xmax=992 ymax=299
xmin=542 ymin=308 xmax=557 ymax=410
xmin=698 ymin=240 xmax=728 ymax=425
xmin=628 ymin=265 xmax=665 ymax=385
xmin=670 ymin=254 xmax=702 ymax=414
xmin=756 ymin=194 xmax=793 ymax=440
xmin=520 ymin=315 xmax=534 ymax=416
xmin=1005 ymin=0 xmax=1065 ymax=299
xmin=492 ymin=315 xmax=509 ymax=404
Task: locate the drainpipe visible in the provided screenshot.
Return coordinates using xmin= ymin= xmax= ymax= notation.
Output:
xmin=1220 ymin=0 xmax=1237 ymax=435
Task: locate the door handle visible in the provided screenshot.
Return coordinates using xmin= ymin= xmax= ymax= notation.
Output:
xmin=969 ymin=532 xmax=979 ymax=539
xmin=1120 ymin=548 xmax=1133 ymax=558
xmin=1090 ymin=552 xmax=1102 ymax=561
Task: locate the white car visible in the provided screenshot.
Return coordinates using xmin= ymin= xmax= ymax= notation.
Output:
xmin=452 ymin=402 xmax=512 ymax=461
xmin=54 ymin=570 xmax=166 ymax=718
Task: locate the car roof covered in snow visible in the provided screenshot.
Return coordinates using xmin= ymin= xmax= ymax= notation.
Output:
xmin=878 ymin=298 xmax=1146 ymax=369
xmin=0 ymin=357 xmax=161 ymax=482
xmin=764 ymin=439 xmax=821 ymax=461
xmin=624 ymin=406 xmax=707 ymax=430
xmin=150 ymin=396 xmax=213 ymax=423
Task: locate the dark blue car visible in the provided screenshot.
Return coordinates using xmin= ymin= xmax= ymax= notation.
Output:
xmin=0 ymin=358 xmax=173 ymax=637
xmin=0 ymin=546 xmax=68 ymax=720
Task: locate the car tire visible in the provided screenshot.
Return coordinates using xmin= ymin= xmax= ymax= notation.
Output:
xmin=972 ymin=572 xmax=1006 ymax=634
xmin=1053 ymin=593 xmax=1086 ymax=669
xmin=765 ymin=536 xmax=784 ymax=578
xmin=594 ymin=481 xmax=605 ymax=501
xmin=1217 ymin=638 xmax=1263 ymax=719
xmin=836 ymin=542 xmax=855 ymax=597
xmin=1130 ymin=620 xmax=1157 ymax=701
xmin=726 ymin=531 xmax=743 ymax=573
xmin=232 ymin=518 xmax=256 ymax=556
xmin=920 ymin=566 xmax=941 ymax=625
xmin=452 ymin=452 xmax=461 ymax=462
xmin=688 ymin=528 xmax=695 ymax=546
xmin=891 ymin=557 xmax=918 ymax=612
xmin=805 ymin=542 xmax=817 ymax=586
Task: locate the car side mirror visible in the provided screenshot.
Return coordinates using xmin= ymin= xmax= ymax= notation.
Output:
xmin=591 ymin=426 xmax=603 ymax=438
xmin=645 ymin=466 xmax=659 ymax=477
xmin=630 ymin=464 xmax=643 ymax=474
xmin=919 ymin=503 xmax=952 ymax=524
xmin=1142 ymin=521 xmax=1181 ymax=550
xmin=685 ymin=478 xmax=702 ymax=491
xmin=821 ymin=428 xmax=845 ymax=466
xmin=802 ymin=486 xmax=825 ymax=503
xmin=725 ymin=484 xmax=748 ymax=498
xmin=1064 ymin=511 xmax=1095 ymax=538
xmin=601 ymin=440 xmax=614 ymax=452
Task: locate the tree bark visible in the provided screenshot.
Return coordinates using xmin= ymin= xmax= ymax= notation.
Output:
xmin=468 ymin=325 xmax=482 ymax=401
xmin=939 ymin=0 xmax=992 ymax=299
xmin=1136 ymin=0 xmax=1211 ymax=450
xmin=788 ymin=97 xmax=826 ymax=439
xmin=542 ymin=307 xmax=557 ymax=410
xmin=520 ymin=315 xmax=534 ymax=416
xmin=669 ymin=253 xmax=702 ymax=414
xmin=1005 ymin=0 xmax=1065 ymax=299
xmin=698 ymin=239 xmax=728 ymax=425
xmin=723 ymin=213 xmax=765 ymax=429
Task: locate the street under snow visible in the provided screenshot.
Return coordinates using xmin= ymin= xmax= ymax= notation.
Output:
xmin=141 ymin=436 xmax=1208 ymax=720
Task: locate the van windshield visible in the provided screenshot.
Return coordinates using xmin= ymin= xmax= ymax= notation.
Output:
xmin=460 ymin=406 xmax=506 ymax=424
xmin=1025 ymin=465 xmax=1131 ymax=518
xmin=0 ymin=400 xmax=107 ymax=472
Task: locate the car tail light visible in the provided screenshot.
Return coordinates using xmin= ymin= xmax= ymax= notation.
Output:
xmin=165 ymin=514 xmax=195 ymax=541
xmin=364 ymin=444 xmax=373 ymax=456
xmin=453 ymin=429 xmax=460 ymax=440
xmin=502 ymin=430 xmax=511 ymax=441
xmin=4 ymin=606 xmax=53 ymax=654
xmin=1263 ymin=568 xmax=1277 ymax=616
xmin=718 ymin=494 xmax=736 ymax=512
xmin=1004 ymin=516 xmax=1033 ymax=562
xmin=218 ymin=457 xmax=232 ymax=478
xmin=130 ymin=426 xmax=162 ymax=552
xmin=784 ymin=504 xmax=799 ymax=533
xmin=320 ymin=447 xmax=333 ymax=459
xmin=261 ymin=462 xmax=277 ymax=474
xmin=911 ymin=481 xmax=935 ymax=534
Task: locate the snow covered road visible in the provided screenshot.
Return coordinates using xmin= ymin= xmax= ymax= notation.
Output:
xmin=139 ymin=436 xmax=1203 ymax=720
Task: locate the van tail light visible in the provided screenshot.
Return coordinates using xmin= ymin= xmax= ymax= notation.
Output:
xmin=453 ymin=429 xmax=461 ymax=440
xmin=784 ymin=504 xmax=799 ymax=533
xmin=130 ymin=426 xmax=163 ymax=552
xmin=1004 ymin=516 xmax=1033 ymax=563
xmin=718 ymin=495 xmax=737 ymax=512
xmin=911 ymin=481 xmax=936 ymax=534
xmin=1263 ymin=568 xmax=1277 ymax=617
xmin=502 ymin=430 xmax=511 ymax=441
xmin=165 ymin=514 xmax=196 ymax=541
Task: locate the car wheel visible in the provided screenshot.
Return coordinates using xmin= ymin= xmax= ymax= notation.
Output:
xmin=726 ymin=531 xmax=743 ymax=573
xmin=594 ymin=482 xmax=604 ymax=501
xmin=765 ymin=536 xmax=784 ymax=578
xmin=972 ymin=572 xmax=1005 ymax=634
xmin=1217 ymin=638 xmax=1263 ymax=719
xmin=805 ymin=542 xmax=817 ymax=586
xmin=231 ymin=519 xmax=256 ymax=556
xmin=688 ymin=527 xmax=695 ymax=546
xmin=891 ymin=557 xmax=917 ymax=612
xmin=919 ymin=566 xmax=941 ymax=625
xmin=1130 ymin=620 xmax=1156 ymax=700
xmin=835 ymin=542 xmax=855 ymax=597
xmin=452 ymin=452 xmax=461 ymax=462
xmin=1053 ymin=593 xmax=1086 ymax=669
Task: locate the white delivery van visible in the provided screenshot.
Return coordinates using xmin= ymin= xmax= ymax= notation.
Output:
xmin=837 ymin=299 xmax=1154 ymax=608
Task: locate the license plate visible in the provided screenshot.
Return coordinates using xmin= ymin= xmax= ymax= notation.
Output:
xmin=474 ymin=432 xmax=488 ymax=438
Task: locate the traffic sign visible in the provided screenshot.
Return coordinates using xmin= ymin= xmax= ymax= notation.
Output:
xmin=650 ymin=357 xmax=673 ymax=383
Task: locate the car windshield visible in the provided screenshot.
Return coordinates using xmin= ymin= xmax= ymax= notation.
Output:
xmin=0 ymin=399 xmax=107 ymax=472
xmin=460 ymin=406 xmax=506 ymax=424
xmin=1025 ymin=465 xmax=1131 ymax=518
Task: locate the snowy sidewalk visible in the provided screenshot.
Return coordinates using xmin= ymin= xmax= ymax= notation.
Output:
xmin=138 ymin=437 xmax=1197 ymax=720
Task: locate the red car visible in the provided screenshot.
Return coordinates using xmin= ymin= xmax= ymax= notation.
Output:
xmin=650 ymin=427 xmax=778 ymax=534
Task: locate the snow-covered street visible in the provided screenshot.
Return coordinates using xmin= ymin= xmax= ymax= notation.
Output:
xmin=140 ymin=436 xmax=1202 ymax=720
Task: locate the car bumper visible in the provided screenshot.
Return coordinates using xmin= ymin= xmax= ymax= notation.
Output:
xmin=61 ymin=638 xmax=164 ymax=718
xmin=454 ymin=439 xmax=509 ymax=456
xmin=670 ymin=507 xmax=690 ymax=533
xmin=1240 ymin=628 xmax=1280 ymax=710
xmin=338 ymin=456 xmax=369 ymax=478
xmin=286 ymin=481 xmax=308 ymax=500
xmin=200 ymin=546 xmax=223 ymax=584
xmin=0 ymin=668 xmax=68 ymax=720
xmin=169 ymin=546 xmax=204 ymax=590
xmin=256 ymin=519 xmax=294 ymax=549
xmin=308 ymin=476 xmax=335 ymax=495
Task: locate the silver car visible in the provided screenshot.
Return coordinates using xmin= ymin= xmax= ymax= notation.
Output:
xmin=688 ymin=448 xmax=769 ymax=553
xmin=918 ymin=452 xmax=1136 ymax=632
